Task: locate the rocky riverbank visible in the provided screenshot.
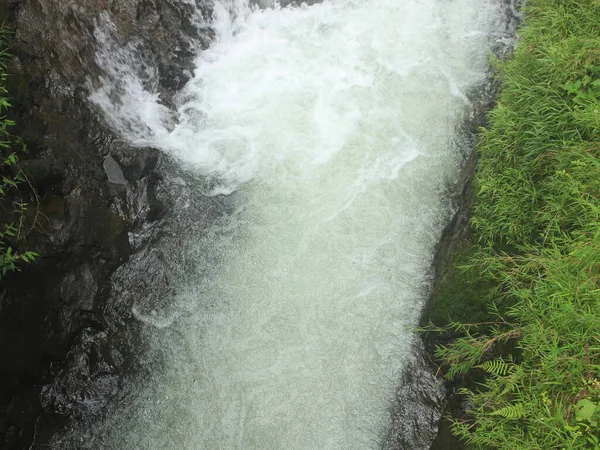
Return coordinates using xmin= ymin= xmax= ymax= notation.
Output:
xmin=0 ymin=1 xmax=216 ymax=447
xmin=388 ymin=2 xmax=523 ymax=446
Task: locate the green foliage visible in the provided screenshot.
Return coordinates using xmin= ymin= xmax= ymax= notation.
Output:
xmin=433 ymin=0 xmax=600 ymax=448
xmin=490 ymin=403 xmax=526 ymax=420
xmin=0 ymin=27 xmax=38 ymax=278
xmin=477 ymin=358 xmax=515 ymax=378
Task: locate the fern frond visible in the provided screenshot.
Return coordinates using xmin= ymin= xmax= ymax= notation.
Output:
xmin=490 ymin=403 xmax=526 ymax=420
xmin=499 ymin=365 xmax=524 ymax=396
xmin=477 ymin=358 xmax=515 ymax=377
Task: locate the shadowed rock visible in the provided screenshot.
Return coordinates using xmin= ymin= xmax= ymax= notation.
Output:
xmin=0 ymin=1 xmax=216 ymax=448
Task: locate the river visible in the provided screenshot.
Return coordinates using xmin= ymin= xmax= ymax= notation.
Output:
xmin=66 ymin=0 xmax=509 ymax=448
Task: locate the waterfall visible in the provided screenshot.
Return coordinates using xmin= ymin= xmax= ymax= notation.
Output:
xmin=72 ymin=0 xmax=510 ymax=448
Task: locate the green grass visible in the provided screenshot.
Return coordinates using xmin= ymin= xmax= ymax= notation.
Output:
xmin=433 ymin=0 xmax=600 ymax=448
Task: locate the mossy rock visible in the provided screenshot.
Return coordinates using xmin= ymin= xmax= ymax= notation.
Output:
xmin=427 ymin=247 xmax=496 ymax=328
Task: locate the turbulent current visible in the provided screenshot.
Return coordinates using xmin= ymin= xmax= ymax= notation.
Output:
xmin=77 ymin=0 xmax=511 ymax=448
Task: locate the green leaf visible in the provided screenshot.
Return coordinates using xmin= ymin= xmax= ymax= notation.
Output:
xmin=477 ymin=358 xmax=513 ymax=377
xmin=575 ymin=399 xmax=597 ymax=421
xmin=563 ymin=80 xmax=582 ymax=93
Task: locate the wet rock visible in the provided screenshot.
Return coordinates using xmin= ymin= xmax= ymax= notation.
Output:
xmin=13 ymin=0 xmax=213 ymax=110
xmin=383 ymin=342 xmax=446 ymax=450
xmin=0 ymin=0 xmax=216 ymax=448
xmin=119 ymin=146 xmax=160 ymax=181
xmin=41 ymin=195 xmax=66 ymax=222
xmin=60 ymin=265 xmax=98 ymax=312
xmin=40 ymin=329 xmax=121 ymax=419
xmin=103 ymin=154 xmax=127 ymax=185
xmin=14 ymin=159 xmax=63 ymax=188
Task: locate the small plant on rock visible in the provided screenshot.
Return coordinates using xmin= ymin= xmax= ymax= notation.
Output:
xmin=0 ymin=27 xmax=37 ymax=278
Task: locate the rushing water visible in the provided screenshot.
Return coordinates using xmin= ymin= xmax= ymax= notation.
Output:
xmin=81 ymin=0 xmax=509 ymax=448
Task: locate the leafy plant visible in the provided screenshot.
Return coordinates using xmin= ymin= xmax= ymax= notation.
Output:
xmin=562 ymin=77 xmax=600 ymax=106
xmin=0 ymin=26 xmax=38 ymax=278
xmin=490 ymin=403 xmax=526 ymax=420
xmin=477 ymin=358 xmax=514 ymax=378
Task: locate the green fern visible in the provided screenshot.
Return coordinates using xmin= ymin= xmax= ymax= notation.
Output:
xmin=477 ymin=358 xmax=514 ymax=377
xmin=490 ymin=403 xmax=526 ymax=420
xmin=499 ymin=366 xmax=523 ymax=397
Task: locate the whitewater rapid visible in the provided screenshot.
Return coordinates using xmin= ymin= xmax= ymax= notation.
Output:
xmin=79 ymin=0 xmax=509 ymax=448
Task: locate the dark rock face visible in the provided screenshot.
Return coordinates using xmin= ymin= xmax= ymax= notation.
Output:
xmin=383 ymin=342 xmax=446 ymax=450
xmin=0 ymin=1 xmax=215 ymax=448
xmin=14 ymin=0 xmax=213 ymax=101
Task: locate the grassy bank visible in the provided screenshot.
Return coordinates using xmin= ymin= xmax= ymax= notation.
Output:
xmin=432 ymin=0 xmax=600 ymax=448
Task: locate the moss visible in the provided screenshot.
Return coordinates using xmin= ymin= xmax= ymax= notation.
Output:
xmin=0 ymin=4 xmax=8 ymax=27
xmin=428 ymin=246 xmax=496 ymax=328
